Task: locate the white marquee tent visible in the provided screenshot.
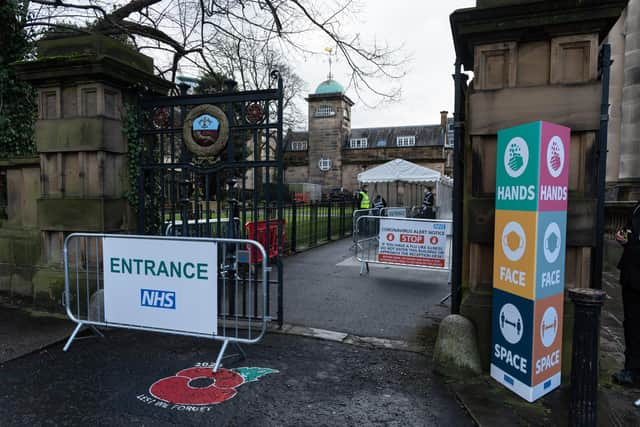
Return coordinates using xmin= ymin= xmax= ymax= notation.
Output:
xmin=357 ymin=158 xmax=453 ymax=219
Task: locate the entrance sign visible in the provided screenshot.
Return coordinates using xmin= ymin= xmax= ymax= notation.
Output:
xmin=103 ymin=236 xmax=218 ymax=336
xmin=377 ymin=218 xmax=449 ymax=267
xmin=491 ymin=121 xmax=570 ymax=402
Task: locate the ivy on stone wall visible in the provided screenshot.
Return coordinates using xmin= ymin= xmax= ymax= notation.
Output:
xmin=0 ymin=1 xmax=36 ymax=158
xmin=124 ymin=103 xmax=143 ymax=210
xmin=123 ymin=102 xmax=162 ymax=233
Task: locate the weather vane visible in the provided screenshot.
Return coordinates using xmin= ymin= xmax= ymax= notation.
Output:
xmin=324 ymin=47 xmax=334 ymax=80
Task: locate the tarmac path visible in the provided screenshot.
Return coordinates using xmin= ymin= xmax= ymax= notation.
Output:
xmin=283 ymin=238 xmax=449 ymax=341
xmin=0 ymin=330 xmax=473 ymax=426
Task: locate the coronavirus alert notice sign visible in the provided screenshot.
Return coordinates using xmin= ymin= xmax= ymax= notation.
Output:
xmin=377 ymin=218 xmax=450 ymax=268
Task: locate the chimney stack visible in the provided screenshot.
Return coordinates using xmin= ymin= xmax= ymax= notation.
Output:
xmin=440 ymin=111 xmax=449 ymax=128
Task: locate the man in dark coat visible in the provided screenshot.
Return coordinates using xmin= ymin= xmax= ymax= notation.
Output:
xmin=421 ymin=186 xmax=435 ymax=219
xmin=613 ymin=201 xmax=640 ymax=385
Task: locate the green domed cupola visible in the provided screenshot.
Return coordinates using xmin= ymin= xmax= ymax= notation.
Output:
xmin=315 ymin=79 xmax=344 ymax=95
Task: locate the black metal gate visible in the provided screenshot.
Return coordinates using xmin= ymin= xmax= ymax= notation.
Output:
xmin=136 ymin=71 xmax=284 ymax=326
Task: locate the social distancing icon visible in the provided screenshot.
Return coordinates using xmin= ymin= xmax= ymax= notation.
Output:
xmin=540 ymin=307 xmax=558 ymax=348
xmin=499 ymin=303 xmax=524 ymax=345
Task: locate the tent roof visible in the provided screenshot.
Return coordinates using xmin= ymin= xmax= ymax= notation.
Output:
xmin=357 ymin=158 xmax=452 ymax=184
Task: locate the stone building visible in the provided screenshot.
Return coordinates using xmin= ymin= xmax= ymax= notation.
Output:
xmin=450 ymin=0 xmax=628 ymax=374
xmin=606 ymin=0 xmax=640 ymax=202
xmin=283 ymin=79 xmax=453 ymax=197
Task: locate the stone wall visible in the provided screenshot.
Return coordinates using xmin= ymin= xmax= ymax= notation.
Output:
xmin=451 ymin=1 xmax=627 ymax=372
xmin=0 ymin=158 xmax=41 ymax=299
xmin=1 ymin=34 xmax=171 ymax=307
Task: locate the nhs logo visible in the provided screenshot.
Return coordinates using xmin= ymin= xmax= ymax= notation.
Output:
xmin=140 ymin=289 xmax=176 ymax=309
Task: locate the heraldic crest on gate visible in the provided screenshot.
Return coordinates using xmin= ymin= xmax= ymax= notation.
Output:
xmin=183 ymin=104 xmax=230 ymax=160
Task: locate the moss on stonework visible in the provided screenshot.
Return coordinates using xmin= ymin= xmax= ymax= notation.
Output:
xmin=32 ymin=269 xmax=65 ymax=304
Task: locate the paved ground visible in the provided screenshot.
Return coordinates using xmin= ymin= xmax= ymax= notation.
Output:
xmin=0 ymin=304 xmax=72 ymax=363
xmin=7 ymin=238 xmax=639 ymax=425
xmin=0 ymin=238 xmax=468 ymax=426
xmin=0 ymin=328 xmax=473 ymax=426
xmin=283 ymin=238 xmax=450 ymax=341
xmin=454 ymin=271 xmax=640 ymax=426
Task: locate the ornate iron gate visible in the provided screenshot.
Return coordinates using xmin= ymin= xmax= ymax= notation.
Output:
xmin=136 ymin=71 xmax=284 ymax=327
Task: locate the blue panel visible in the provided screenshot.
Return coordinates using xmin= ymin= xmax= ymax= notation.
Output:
xmin=491 ymin=289 xmax=534 ymax=386
xmin=535 ymin=211 xmax=567 ymax=299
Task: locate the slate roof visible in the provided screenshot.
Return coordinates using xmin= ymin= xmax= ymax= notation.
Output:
xmin=347 ymin=125 xmax=444 ymax=148
xmin=284 ymin=124 xmax=445 ymax=151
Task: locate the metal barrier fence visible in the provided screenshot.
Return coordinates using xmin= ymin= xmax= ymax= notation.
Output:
xmin=352 ymin=208 xmax=380 ymax=244
xmin=380 ymin=207 xmax=408 ymax=217
xmin=286 ymin=200 xmax=356 ymax=252
xmin=63 ymin=233 xmax=269 ymax=372
xmin=164 ymin=217 xmax=241 ymax=237
xmin=354 ymin=216 xmax=453 ymax=302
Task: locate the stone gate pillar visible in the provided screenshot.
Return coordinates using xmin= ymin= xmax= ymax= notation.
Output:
xmin=451 ymin=1 xmax=627 ymax=374
xmin=9 ymin=34 xmax=171 ymax=303
xmin=618 ymin=0 xmax=640 ymax=200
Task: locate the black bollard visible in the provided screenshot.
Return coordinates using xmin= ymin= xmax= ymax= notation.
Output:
xmin=568 ymin=288 xmax=606 ymax=427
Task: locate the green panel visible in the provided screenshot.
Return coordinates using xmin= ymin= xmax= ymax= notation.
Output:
xmin=496 ymin=122 xmax=541 ymax=212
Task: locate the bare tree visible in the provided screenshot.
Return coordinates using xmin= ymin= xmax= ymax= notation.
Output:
xmin=22 ymin=0 xmax=406 ymax=103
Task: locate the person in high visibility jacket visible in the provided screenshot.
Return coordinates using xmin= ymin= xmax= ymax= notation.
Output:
xmin=358 ymin=188 xmax=370 ymax=209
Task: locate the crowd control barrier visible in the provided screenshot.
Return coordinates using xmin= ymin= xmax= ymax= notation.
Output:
xmin=354 ymin=216 xmax=453 ymax=302
xmin=164 ymin=217 xmax=241 ymax=237
xmin=351 ymin=208 xmax=380 ymax=247
xmin=380 ymin=207 xmax=407 ymax=217
xmin=62 ymin=233 xmax=269 ymax=372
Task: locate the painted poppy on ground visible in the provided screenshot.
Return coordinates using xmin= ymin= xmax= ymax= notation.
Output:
xmin=149 ymin=366 xmax=278 ymax=406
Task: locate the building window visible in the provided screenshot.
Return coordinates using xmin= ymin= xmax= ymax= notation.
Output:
xmin=41 ymin=90 xmax=59 ymax=119
xmin=291 ymin=141 xmax=308 ymax=151
xmin=349 ymin=138 xmax=368 ymax=149
xmin=104 ymin=89 xmax=119 ymax=118
xmin=314 ymin=105 xmax=335 ymax=118
xmin=396 ymin=135 xmax=416 ymax=147
xmin=80 ymin=87 xmax=98 ymax=116
xmin=318 ymin=158 xmax=332 ymax=171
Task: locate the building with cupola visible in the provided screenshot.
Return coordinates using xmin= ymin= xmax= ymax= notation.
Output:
xmin=284 ymin=78 xmax=453 ymax=198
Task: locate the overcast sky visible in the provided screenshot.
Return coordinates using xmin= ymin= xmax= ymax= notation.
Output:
xmin=290 ymin=1 xmax=476 ymax=130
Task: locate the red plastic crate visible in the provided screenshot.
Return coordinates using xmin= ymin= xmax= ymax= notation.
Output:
xmin=245 ymin=219 xmax=286 ymax=264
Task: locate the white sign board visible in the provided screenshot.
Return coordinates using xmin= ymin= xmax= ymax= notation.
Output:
xmin=377 ymin=219 xmax=449 ymax=268
xmin=103 ymin=236 xmax=218 ymax=335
